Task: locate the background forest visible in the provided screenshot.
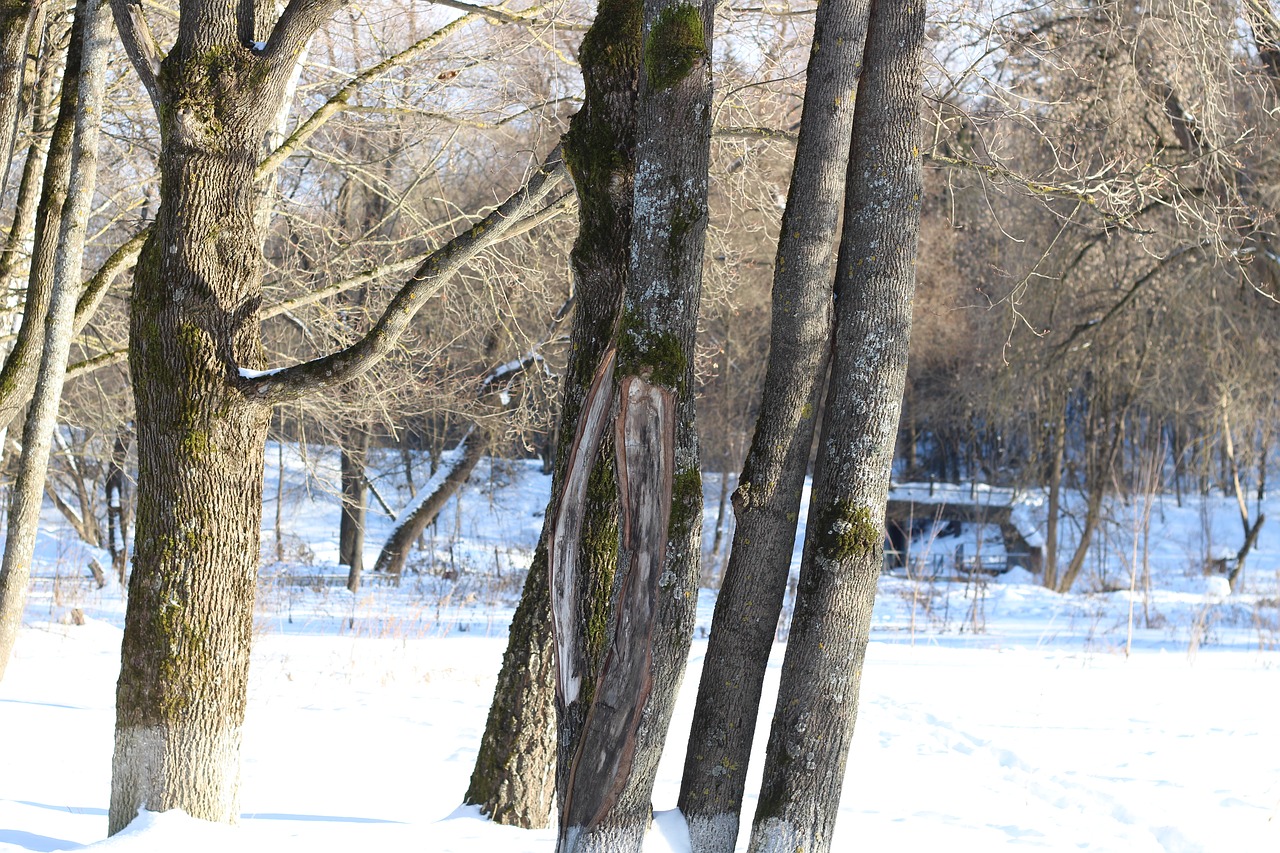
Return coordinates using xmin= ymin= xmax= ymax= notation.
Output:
xmin=0 ymin=1 xmax=1276 ymax=592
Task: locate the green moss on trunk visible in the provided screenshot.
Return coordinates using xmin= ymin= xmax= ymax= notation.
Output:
xmin=645 ymin=4 xmax=706 ymax=91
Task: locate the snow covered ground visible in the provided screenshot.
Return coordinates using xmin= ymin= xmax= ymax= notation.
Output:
xmin=2 ymin=449 xmax=1279 ymax=852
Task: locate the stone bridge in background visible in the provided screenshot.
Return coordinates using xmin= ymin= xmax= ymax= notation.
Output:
xmin=884 ymin=482 xmax=1045 ymax=574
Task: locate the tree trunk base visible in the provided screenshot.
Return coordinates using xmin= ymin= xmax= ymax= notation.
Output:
xmin=109 ymin=722 xmax=242 ymax=834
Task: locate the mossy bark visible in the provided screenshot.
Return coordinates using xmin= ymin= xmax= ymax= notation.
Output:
xmin=677 ymin=2 xmax=871 ymax=849
xmin=465 ymin=0 xmax=637 ymax=828
xmin=557 ymin=0 xmax=713 ymax=849
xmin=108 ymin=0 xmax=307 ymax=832
xmin=748 ymin=1 xmax=925 ymax=850
xmin=110 ymin=90 xmax=274 ymax=839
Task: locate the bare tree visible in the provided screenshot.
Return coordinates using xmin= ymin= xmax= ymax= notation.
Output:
xmin=105 ymin=0 xmax=570 ymax=830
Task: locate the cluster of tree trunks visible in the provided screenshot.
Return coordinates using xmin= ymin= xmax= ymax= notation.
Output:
xmin=470 ymin=1 xmax=927 ymax=851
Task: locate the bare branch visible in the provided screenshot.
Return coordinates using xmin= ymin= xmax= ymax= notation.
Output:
xmin=74 ymin=227 xmax=146 ymax=333
xmin=240 ymin=145 xmax=566 ymax=403
xmin=263 ymin=0 xmax=347 ymax=65
xmin=65 ymin=348 xmax=128 ymax=380
xmin=257 ymin=11 xmax=477 ymax=178
xmin=108 ymin=0 xmax=162 ymax=110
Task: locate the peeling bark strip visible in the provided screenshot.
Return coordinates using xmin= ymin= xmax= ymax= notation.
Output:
xmin=561 ymin=375 xmax=675 ymax=834
xmin=549 ymin=348 xmax=617 ymax=706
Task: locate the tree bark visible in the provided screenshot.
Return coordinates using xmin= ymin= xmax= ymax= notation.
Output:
xmin=0 ymin=0 xmax=109 ymax=683
xmin=677 ymin=2 xmax=870 ymax=849
xmin=104 ymin=0 xmax=569 ymax=831
xmin=0 ymin=1 xmax=84 ymax=435
xmin=107 ymin=0 xmax=330 ymax=830
xmin=467 ymin=0 xmax=638 ymax=827
xmin=0 ymin=0 xmax=42 ymax=182
xmin=748 ymin=1 xmax=925 ymax=849
xmin=556 ymin=1 xmax=713 ymax=849
xmin=339 ymin=424 xmax=369 ymax=591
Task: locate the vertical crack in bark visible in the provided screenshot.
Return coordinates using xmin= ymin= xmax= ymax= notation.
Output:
xmin=549 ymin=348 xmax=617 ymax=707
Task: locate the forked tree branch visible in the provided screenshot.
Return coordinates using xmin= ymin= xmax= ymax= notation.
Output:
xmin=108 ymin=0 xmax=163 ymax=110
xmin=263 ymin=0 xmax=347 ymax=64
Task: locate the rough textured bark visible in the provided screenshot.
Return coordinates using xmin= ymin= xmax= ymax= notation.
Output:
xmin=465 ymin=0 xmax=638 ymax=826
xmin=557 ymin=1 xmax=713 ymax=849
xmin=0 ymin=1 xmax=83 ymax=435
xmin=677 ymin=3 xmax=870 ymax=848
xmin=108 ymin=0 xmax=566 ymax=831
xmin=0 ymin=22 xmax=56 ymax=295
xmin=107 ymin=0 xmax=344 ymax=831
xmin=0 ymin=0 xmax=109 ymax=683
xmin=748 ymin=1 xmax=925 ymax=850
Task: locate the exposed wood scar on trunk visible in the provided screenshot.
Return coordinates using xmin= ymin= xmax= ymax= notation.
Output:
xmin=561 ymin=374 xmax=676 ymax=835
xmin=548 ymin=348 xmax=616 ymax=706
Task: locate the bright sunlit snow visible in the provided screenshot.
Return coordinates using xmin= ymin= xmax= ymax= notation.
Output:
xmin=2 ymin=448 xmax=1278 ymax=852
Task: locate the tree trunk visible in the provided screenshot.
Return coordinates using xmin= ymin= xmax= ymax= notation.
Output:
xmin=0 ymin=0 xmax=109 ymax=683
xmin=340 ymin=424 xmax=369 ymax=591
xmin=465 ymin=0 xmax=637 ymax=828
xmin=465 ymin=534 xmax=559 ymax=825
xmin=105 ymin=0 xmax=566 ymax=831
xmin=748 ymin=1 xmax=925 ymax=849
xmin=0 ymin=0 xmax=42 ymax=182
xmin=1043 ymin=400 xmax=1066 ymax=590
xmin=106 ymin=424 xmax=132 ymax=580
xmin=678 ymin=1 xmax=870 ymax=848
xmin=107 ymin=1 xmax=296 ymax=830
xmin=556 ymin=2 xmax=713 ymax=849
xmin=0 ymin=0 xmax=83 ymax=435
xmin=0 ymin=21 xmax=57 ymax=297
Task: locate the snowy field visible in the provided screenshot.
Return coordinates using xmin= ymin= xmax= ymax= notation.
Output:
xmin=2 ymin=449 xmax=1279 ymax=852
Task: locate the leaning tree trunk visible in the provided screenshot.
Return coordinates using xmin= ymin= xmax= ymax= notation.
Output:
xmin=465 ymin=0 xmax=638 ymax=827
xmin=0 ymin=0 xmax=109 ymax=683
xmin=554 ymin=1 xmax=713 ymax=849
xmin=374 ymin=429 xmax=486 ymax=579
xmin=748 ymin=1 xmax=925 ymax=850
xmin=677 ymin=1 xmax=871 ymax=849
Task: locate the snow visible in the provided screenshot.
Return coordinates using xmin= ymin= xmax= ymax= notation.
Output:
xmin=237 ymin=367 xmax=285 ymax=380
xmin=3 ymin=455 xmax=1280 ymax=852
